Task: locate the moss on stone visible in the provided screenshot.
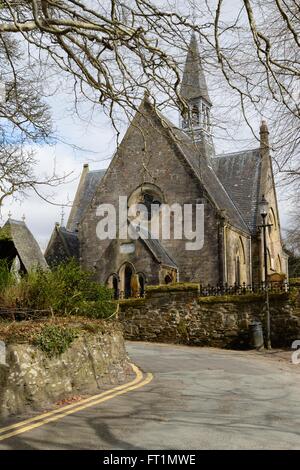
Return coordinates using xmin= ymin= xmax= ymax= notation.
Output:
xmin=177 ymin=319 xmax=188 ymax=338
xmin=290 ymin=278 xmax=300 ymax=287
xmin=33 ymin=324 xmax=78 ymax=358
xmin=119 ymin=298 xmax=147 ymax=308
xmin=0 ymin=316 xmax=121 ymax=345
xmin=146 ymin=282 xmax=199 ymax=293
xmin=0 ymin=225 xmax=12 ymax=241
xmin=198 ymin=292 xmax=290 ymax=304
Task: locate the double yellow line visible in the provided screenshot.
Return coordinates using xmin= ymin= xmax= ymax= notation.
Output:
xmin=0 ymin=363 xmax=153 ymax=442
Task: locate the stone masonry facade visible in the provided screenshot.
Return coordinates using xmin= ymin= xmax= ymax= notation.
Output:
xmin=119 ymin=287 xmax=300 ymax=349
xmin=0 ymin=329 xmax=130 ymax=419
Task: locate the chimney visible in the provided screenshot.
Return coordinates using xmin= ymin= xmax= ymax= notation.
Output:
xmin=260 ymin=120 xmax=270 ymax=156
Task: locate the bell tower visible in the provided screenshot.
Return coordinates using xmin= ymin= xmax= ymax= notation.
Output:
xmin=180 ymin=33 xmax=214 ymax=155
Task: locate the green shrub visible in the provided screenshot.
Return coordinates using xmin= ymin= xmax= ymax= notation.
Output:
xmin=33 ymin=324 xmax=78 ymax=357
xmin=76 ymin=299 xmax=116 ymax=319
xmin=0 ymin=259 xmax=115 ymax=318
xmin=0 ymin=259 xmax=14 ymax=292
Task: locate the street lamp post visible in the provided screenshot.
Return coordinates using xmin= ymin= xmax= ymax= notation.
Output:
xmin=259 ymin=195 xmax=272 ymax=350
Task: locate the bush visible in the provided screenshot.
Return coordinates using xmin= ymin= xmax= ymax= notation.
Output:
xmin=0 ymin=259 xmax=14 ymax=292
xmin=0 ymin=259 xmax=116 ymax=318
xmin=33 ymin=324 xmax=78 ymax=357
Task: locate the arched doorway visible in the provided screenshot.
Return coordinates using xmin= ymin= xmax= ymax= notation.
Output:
xmin=124 ymin=264 xmax=133 ymax=298
xmin=235 ymin=256 xmax=240 ymax=286
xmin=112 ymin=276 xmax=119 ymax=299
xmin=107 ymin=273 xmax=119 ymax=299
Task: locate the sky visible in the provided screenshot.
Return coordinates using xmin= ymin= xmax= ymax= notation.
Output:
xmin=0 ymin=0 xmax=291 ymax=251
xmin=1 ymin=89 xmax=289 ymax=253
xmin=1 ymin=92 xmax=118 ymax=250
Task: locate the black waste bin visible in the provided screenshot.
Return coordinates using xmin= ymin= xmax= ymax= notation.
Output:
xmin=249 ymin=321 xmax=264 ymax=350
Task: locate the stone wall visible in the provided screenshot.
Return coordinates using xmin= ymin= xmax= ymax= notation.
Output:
xmin=119 ymin=285 xmax=300 ymax=349
xmin=0 ymin=329 xmax=130 ymax=419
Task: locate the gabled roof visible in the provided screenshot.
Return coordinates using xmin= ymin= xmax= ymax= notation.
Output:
xmin=150 ymin=104 xmax=250 ymax=233
xmin=65 ymin=99 xmax=254 ymax=237
xmin=45 ymin=224 xmax=79 ymax=266
xmin=1 ymin=219 xmax=48 ymax=271
xmin=180 ymin=33 xmax=212 ymax=105
xmin=213 ymin=149 xmax=261 ymax=233
xmin=67 ymin=168 xmax=106 ymax=232
xmin=140 ymin=235 xmax=177 ymax=269
xmin=57 ymin=227 xmax=80 ymax=259
xmin=143 ymin=238 xmax=177 ymax=269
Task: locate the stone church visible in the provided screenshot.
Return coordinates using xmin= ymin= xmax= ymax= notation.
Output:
xmin=45 ymin=34 xmax=288 ymax=297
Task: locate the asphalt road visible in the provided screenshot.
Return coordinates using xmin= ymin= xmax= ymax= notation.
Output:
xmin=1 ymin=341 xmax=300 ymax=450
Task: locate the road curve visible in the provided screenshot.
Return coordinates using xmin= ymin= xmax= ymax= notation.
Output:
xmin=0 ymin=341 xmax=300 ymax=450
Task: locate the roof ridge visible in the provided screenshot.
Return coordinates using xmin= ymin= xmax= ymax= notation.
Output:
xmin=215 ymin=148 xmax=260 ymax=158
xmin=89 ymin=168 xmax=107 ymax=174
xmin=153 ymin=110 xmax=249 ymax=233
xmin=6 ymin=218 xmax=26 ymax=225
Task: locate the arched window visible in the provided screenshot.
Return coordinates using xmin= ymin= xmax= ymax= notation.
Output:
xmin=191 ymin=105 xmax=199 ymax=126
xmin=107 ymin=273 xmax=119 ymax=299
xmin=267 ymin=248 xmax=273 ymax=271
xmin=201 ymin=102 xmax=209 ymax=129
xmin=235 ymin=256 xmax=241 ymax=286
xmin=234 ymin=238 xmax=246 ymax=285
xmin=275 ymin=255 xmax=282 ymax=273
xmin=142 ymin=193 xmax=161 ymax=221
xmin=182 ymin=112 xmax=188 ymax=129
xmin=238 ymin=237 xmax=246 ymax=264
xmin=118 ymin=262 xmax=136 ymax=299
xmin=128 ymin=183 xmax=164 ymax=225
xmin=267 ymin=208 xmax=277 ymax=237
xmin=138 ymin=273 xmax=146 ymax=297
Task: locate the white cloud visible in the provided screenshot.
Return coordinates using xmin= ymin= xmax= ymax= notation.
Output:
xmin=0 ymin=75 xmax=291 ymax=251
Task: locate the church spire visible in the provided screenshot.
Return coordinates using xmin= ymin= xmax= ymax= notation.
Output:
xmin=180 ymin=33 xmax=213 ymax=148
xmin=180 ymin=32 xmax=211 ymax=105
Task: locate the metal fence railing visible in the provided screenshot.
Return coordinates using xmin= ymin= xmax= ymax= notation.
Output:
xmin=116 ymin=281 xmax=289 ymax=300
xmin=0 ymin=307 xmax=52 ymax=321
xmin=0 ymin=282 xmax=290 ymax=315
xmin=199 ymin=281 xmax=289 ymax=297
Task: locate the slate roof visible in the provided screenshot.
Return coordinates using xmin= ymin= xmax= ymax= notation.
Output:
xmin=57 ymin=227 xmax=80 ymax=259
xmin=67 ymin=105 xmax=251 ymax=235
xmin=64 ymin=100 xmax=258 ymax=239
xmin=67 ymin=169 xmax=106 ymax=232
xmin=2 ymin=219 xmax=48 ymax=272
xmin=44 ymin=224 xmax=80 ymax=266
xmin=142 ymin=237 xmax=177 ymax=269
xmin=212 ymin=149 xmax=261 ymax=233
xmin=154 ymin=109 xmax=250 ymax=233
xmin=132 ymin=226 xmax=177 ymax=268
xmin=180 ymin=33 xmax=212 ymax=105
